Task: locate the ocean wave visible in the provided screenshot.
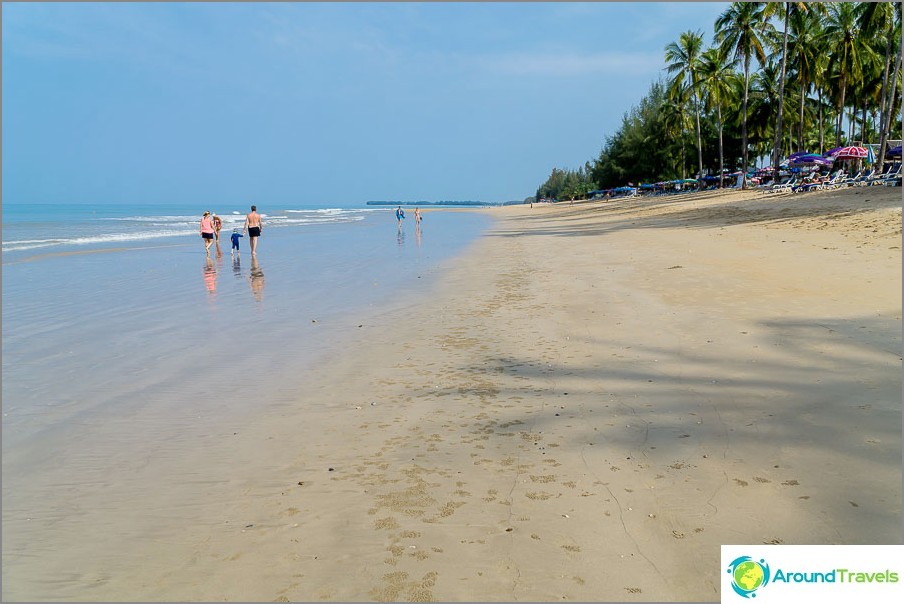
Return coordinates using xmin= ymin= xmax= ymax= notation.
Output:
xmin=2 ymin=229 xmax=197 ymax=252
xmin=3 ymin=207 xmax=377 ymax=254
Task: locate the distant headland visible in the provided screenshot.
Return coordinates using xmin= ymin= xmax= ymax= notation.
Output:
xmin=366 ymin=200 xmax=523 ymax=207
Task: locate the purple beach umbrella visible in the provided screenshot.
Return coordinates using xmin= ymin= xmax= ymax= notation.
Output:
xmin=789 ymin=154 xmax=832 ymax=167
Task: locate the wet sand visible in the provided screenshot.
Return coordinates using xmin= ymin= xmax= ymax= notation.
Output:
xmin=3 ymin=185 xmax=901 ymax=601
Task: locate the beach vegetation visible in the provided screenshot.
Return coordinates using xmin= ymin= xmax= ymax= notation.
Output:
xmin=535 ymin=1 xmax=902 ymax=199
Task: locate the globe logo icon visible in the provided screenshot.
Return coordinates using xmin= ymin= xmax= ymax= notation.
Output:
xmin=727 ymin=556 xmax=770 ymax=598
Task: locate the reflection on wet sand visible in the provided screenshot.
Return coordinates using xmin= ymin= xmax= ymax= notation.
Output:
xmin=203 ymin=257 xmax=217 ymax=294
xmin=248 ymin=256 xmax=265 ymax=301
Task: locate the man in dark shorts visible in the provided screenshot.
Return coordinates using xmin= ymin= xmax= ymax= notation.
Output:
xmin=243 ymin=204 xmax=263 ymax=255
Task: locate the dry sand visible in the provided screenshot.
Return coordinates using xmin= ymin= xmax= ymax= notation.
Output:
xmin=7 ymin=185 xmax=902 ymax=601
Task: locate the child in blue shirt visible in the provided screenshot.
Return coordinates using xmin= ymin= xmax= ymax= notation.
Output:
xmin=230 ymin=229 xmax=243 ymax=255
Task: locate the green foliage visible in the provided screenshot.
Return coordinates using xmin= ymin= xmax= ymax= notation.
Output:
xmin=533 ymin=1 xmax=900 ymax=195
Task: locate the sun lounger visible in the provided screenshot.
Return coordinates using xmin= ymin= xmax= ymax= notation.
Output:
xmin=764 ymin=176 xmax=800 ymax=195
xmin=841 ymin=170 xmax=866 ymax=186
xmin=821 ymin=170 xmax=847 ymax=190
xmin=866 ymin=164 xmax=900 ymax=186
xmin=792 ymin=172 xmax=832 ymax=193
xmin=847 ymin=169 xmax=876 ymax=186
xmin=878 ymin=165 xmax=902 ymax=186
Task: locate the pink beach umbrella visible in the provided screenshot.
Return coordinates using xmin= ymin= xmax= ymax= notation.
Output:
xmin=834 ymin=146 xmax=868 ymax=159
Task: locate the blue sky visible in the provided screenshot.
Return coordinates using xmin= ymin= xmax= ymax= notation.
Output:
xmin=3 ymin=2 xmax=731 ymax=206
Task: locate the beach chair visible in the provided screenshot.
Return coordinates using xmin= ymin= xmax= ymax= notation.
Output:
xmin=880 ymin=164 xmax=902 ymax=186
xmin=792 ymin=175 xmax=826 ymax=193
xmin=867 ymin=163 xmax=899 ymax=186
xmin=846 ymin=169 xmax=875 ymax=186
xmin=841 ymin=170 xmax=865 ymax=187
xmin=822 ymin=170 xmax=847 ymax=190
xmin=765 ymin=176 xmax=800 ymax=195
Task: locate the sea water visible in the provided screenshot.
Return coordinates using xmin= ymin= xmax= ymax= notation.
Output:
xmin=2 ymin=202 xmax=490 ymax=443
xmin=1 ymin=202 xmax=491 ymax=597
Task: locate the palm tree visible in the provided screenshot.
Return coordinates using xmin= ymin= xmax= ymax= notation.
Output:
xmin=787 ymin=8 xmax=824 ymax=151
xmin=811 ymin=53 xmax=831 ymax=153
xmin=716 ymin=2 xmax=770 ymax=186
xmin=857 ymin=1 xmax=903 ymax=171
xmin=748 ymin=59 xmax=782 ymax=159
xmin=823 ymin=3 xmax=878 ymax=148
xmin=665 ymin=30 xmax=706 ymax=183
xmin=660 ymin=84 xmax=693 ymax=180
xmin=699 ymin=46 xmax=738 ymax=188
xmin=764 ymin=2 xmax=825 ymax=176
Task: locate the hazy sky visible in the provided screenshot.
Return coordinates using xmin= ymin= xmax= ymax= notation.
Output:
xmin=3 ymin=2 xmax=731 ymax=206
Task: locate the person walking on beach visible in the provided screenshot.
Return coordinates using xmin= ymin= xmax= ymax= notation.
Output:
xmin=230 ymin=228 xmax=243 ymax=256
xmin=212 ymin=213 xmax=223 ymax=242
xmin=414 ymin=207 xmax=422 ymax=227
xmin=396 ymin=206 xmax=405 ymax=227
xmin=243 ymin=205 xmax=262 ymax=255
xmin=200 ymin=211 xmax=215 ymax=255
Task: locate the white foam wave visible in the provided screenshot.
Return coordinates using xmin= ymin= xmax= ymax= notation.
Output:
xmin=3 ymin=229 xmax=197 ymax=252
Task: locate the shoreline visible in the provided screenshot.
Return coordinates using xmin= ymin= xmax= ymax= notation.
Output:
xmin=3 ymin=185 xmax=901 ymax=601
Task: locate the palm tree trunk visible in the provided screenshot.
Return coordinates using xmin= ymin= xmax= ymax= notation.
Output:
xmin=798 ymin=78 xmax=807 ymax=151
xmin=887 ymin=42 xmax=903 ymax=139
xmin=694 ymin=89 xmax=703 ymax=183
xmin=861 ymin=104 xmax=867 ymax=142
xmin=742 ymin=57 xmax=750 ymax=187
xmin=718 ymin=104 xmax=725 ymax=188
xmin=836 ymin=76 xmax=847 ymax=147
xmin=879 ymin=31 xmax=902 ymax=172
xmin=773 ymin=4 xmax=790 ymax=175
xmin=818 ymin=87 xmax=825 ymax=153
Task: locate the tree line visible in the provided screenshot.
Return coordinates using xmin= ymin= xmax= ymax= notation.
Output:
xmin=535 ymin=1 xmax=902 ymax=201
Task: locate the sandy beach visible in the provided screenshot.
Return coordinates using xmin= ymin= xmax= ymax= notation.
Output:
xmin=3 ymin=185 xmax=901 ymax=601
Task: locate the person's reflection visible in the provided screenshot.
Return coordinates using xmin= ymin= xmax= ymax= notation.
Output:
xmin=203 ymin=257 xmax=217 ymax=294
xmin=397 ymin=224 xmax=405 ymax=246
xmin=214 ymin=239 xmax=223 ymax=260
xmin=415 ymin=221 xmax=422 ymax=247
xmin=247 ymin=255 xmax=265 ymax=301
xmin=232 ymin=254 xmax=242 ymax=279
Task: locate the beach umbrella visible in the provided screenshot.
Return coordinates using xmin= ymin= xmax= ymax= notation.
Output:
xmin=823 ymin=146 xmax=844 ymax=157
xmin=786 ymin=151 xmax=811 ymax=160
xmin=834 ymin=146 xmax=868 ymax=159
xmin=789 ymin=154 xmax=832 ymax=167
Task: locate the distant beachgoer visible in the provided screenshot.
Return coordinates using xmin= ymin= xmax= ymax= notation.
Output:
xmin=212 ymin=214 xmax=223 ymax=242
xmin=230 ymin=228 xmax=243 ymax=255
xmin=243 ymin=205 xmax=262 ymax=255
xmin=396 ymin=206 xmax=406 ymax=226
xmin=414 ymin=207 xmax=422 ymax=226
xmin=200 ymin=211 xmax=215 ymax=255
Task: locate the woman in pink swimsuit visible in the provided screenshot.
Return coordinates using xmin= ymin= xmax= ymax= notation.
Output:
xmin=200 ymin=211 xmax=215 ymax=255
